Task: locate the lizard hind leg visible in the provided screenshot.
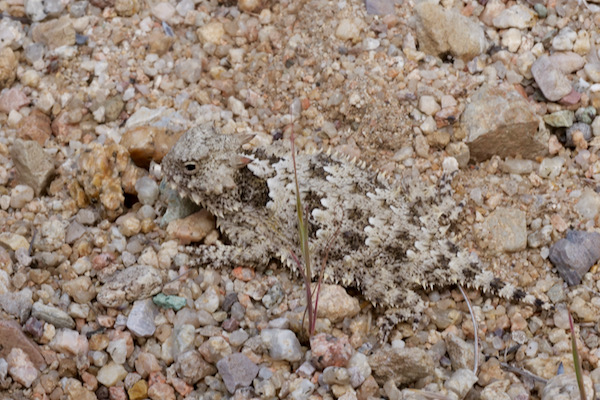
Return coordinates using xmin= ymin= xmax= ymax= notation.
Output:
xmin=184 ymin=244 xmax=270 ymax=269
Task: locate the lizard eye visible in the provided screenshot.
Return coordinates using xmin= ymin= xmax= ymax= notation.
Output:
xmin=183 ymin=162 xmax=198 ymax=174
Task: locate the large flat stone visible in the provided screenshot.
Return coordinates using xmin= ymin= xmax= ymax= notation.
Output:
xmin=460 ymin=84 xmax=548 ymax=162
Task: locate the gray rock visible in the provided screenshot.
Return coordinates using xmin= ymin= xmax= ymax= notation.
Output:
xmin=135 ymin=176 xmax=159 ymax=206
xmin=0 ymin=288 xmax=33 ymax=322
xmin=460 ymin=84 xmax=548 ymax=162
xmin=365 ymin=0 xmax=394 ymax=15
xmin=127 ymin=299 xmax=157 ymax=337
xmin=575 ymin=107 xmax=596 ymax=125
xmin=534 ymin=3 xmax=548 ymax=17
xmin=347 ymin=352 xmax=371 ymax=388
xmin=262 ymin=283 xmax=284 ymax=309
xmin=445 ymin=333 xmax=476 ymax=371
xmin=69 ymin=1 xmax=88 ymax=17
xmin=0 ymin=358 xmax=7 ymax=381
xmin=479 ymin=207 xmax=527 ymax=253
xmin=174 ymin=59 xmax=203 ymax=84
xmin=369 ymin=345 xmax=434 ymax=385
xmin=160 ymin=186 xmax=201 ymax=227
xmin=31 ymin=301 xmax=75 ymax=329
xmin=43 ymin=0 xmax=66 ymax=16
xmin=10 ymin=139 xmax=55 ymax=196
xmin=531 ymin=55 xmax=573 ymax=102
xmin=549 ymin=52 xmax=586 ymax=74
xmin=97 ymin=265 xmax=163 ymax=308
xmin=260 ymin=329 xmax=302 ymax=362
xmin=549 ymin=230 xmax=600 ymax=285
xmin=229 ymin=329 xmax=249 ymax=347
xmin=492 ymin=5 xmax=534 ymax=29
xmin=31 ymin=16 xmax=76 ymax=49
xmin=444 ymin=369 xmax=478 ymax=399
xmin=574 ymin=188 xmax=600 ymax=220
xmin=24 ymin=0 xmax=47 ymax=22
xmin=566 ymin=123 xmax=592 ymax=147
xmin=104 ymin=95 xmax=124 ymax=122
xmin=500 ymin=158 xmax=536 ymax=175
xmin=76 ymin=208 xmax=98 ymax=225
xmin=527 ymin=226 xmax=553 ymax=249
xmin=34 ymin=219 xmax=66 ymax=252
xmin=65 ymin=221 xmax=86 ymax=244
xmin=322 ymin=367 xmax=350 ymax=385
xmin=216 ymin=353 xmax=259 ymax=394
xmin=415 ymin=2 xmax=487 ymax=61
xmin=542 ymin=373 xmax=593 ymax=400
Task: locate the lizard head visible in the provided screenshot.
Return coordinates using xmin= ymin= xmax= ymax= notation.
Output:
xmin=162 ymin=124 xmax=252 ymax=207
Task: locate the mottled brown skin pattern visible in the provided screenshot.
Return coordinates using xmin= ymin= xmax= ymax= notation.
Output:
xmin=162 ymin=124 xmax=544 ymax=336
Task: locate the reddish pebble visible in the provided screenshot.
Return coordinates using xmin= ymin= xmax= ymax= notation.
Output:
xmin=92 ymin=253 xmax=116 ymax=270
xmin=135 ymin=352 xmax=162 ymax=378
xmin=232 ymin=267 xmax=255 ymax=282
xmin=559 ymin=89 xmax=581 ymax=105
xmin=169 ymin=377 xmax=193 ymax=396
xmin=310 ymin=333 xmax=352 ymax=369
xmin=222 ymin=318 xmax=240 ymax=332
xmin=81 ymin=371 xmax=98 ymax=391
xmin=109 ymin=386 xmax=127 ymax=400
xmin=148 ymin=371 xmax=166 ymax=386
xmin=0 ymin=88 xmax=29 ymax=113
xmin=148 ymin=382 xmax=175 ymax=400
xmin=18 ymin=109 xmax=52 ymax=145
xmin=97 ymin=315 xmax=115 ymax=328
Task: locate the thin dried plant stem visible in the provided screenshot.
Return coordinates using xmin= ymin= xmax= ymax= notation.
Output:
xmin=500 ymin=362 xmax=548 ymax=384
xmin=458 ymin=284 xmax=479 ymax=375
xmin=568 ymin=309 xmax=587 ymax=400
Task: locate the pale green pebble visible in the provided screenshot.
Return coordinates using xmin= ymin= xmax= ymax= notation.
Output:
xmin=534 ymin=3 xmax=547 ymax=18
xmin=153 ymin=293 xmax=187 ymax=311
xmin=575 ymin=106 xmax=596 ymax=124
xmin=543 ymin=110 xmax=574 ymax=127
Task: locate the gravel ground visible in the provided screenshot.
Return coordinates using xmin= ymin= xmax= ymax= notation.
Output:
xmin=2 ymin=0 xmax=600 ymax=399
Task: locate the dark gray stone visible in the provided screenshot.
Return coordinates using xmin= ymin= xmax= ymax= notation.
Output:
xmin=549 ymin=230 xmax=600 ymax=285
xmin=566 ymin=122 xmax=592 ymax=147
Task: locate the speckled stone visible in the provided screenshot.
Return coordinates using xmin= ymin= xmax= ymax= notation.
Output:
xmin=10 ymin=139 xmax=55 ymax=196
xmin=216 ymin=353 xmax=259 ymax=393
xmin=97 ymin=265 xmax=163 ymax=308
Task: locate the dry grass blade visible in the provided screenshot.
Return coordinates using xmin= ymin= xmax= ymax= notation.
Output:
xmin=499 ymin=362 xmax=548 ymax=384
xmin=458 ymin=284 xmax=479 ymax=375
xmin=568 ymin=309 xmax=586 ymax=400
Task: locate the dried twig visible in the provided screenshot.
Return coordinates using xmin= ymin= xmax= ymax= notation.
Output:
xmin=500 ymin=362 xmax=548 ymax=384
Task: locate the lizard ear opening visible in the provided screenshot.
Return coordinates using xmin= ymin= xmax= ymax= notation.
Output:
xmin=183 ymin=161 xmax=198 ymax=174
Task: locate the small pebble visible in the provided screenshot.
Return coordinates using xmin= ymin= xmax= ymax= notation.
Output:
xmin=261 ymin=329 xmax=302 ymax=362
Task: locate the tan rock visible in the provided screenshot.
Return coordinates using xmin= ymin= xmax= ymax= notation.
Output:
xmin=0 ymin=47 xmax=17 ymax=89
xmin=0 ymin=319 xmax=46 ymax=370
xmin=460 ymin=84 xmax=548 ymax=162
xmin=18 ymin=110 xmax=52 ymax=145
xmin=167 ymin=210 xmax=216 ymax=244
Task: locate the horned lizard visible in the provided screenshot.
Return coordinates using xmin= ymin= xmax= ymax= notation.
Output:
xmin=162 ymin=124 xmax=545 ymax=333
